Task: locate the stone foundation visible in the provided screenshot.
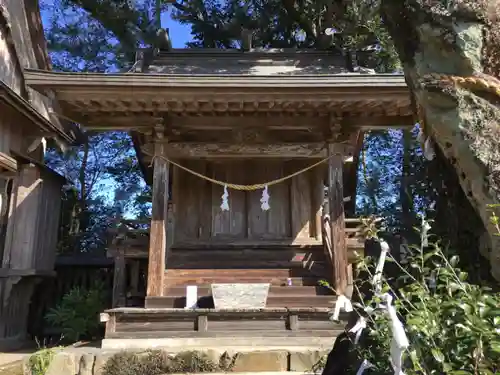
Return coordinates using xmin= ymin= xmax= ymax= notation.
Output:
xmin=24 ymin=347 xmax=330 ymax=375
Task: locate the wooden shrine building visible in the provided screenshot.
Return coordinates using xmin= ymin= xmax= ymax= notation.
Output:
xmin=24 ymin=47 xmax=413 ymax=349
xmin=0 ymin=0 xmax=79 ymax=350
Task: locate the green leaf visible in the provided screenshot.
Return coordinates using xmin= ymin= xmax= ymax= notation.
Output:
xmin=431 ymin=348 xmax=445 ymax=363
xmin=423 ymin=251 xmax=437 ymax=262
xmin=490 ymin=341 xmax=500 ymax=353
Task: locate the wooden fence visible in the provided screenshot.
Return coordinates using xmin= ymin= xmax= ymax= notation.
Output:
xmin=27 ymin=255 xmax=114 ymax=341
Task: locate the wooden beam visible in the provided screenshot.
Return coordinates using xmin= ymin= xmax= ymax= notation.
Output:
xmin=148 ymin=142 xmax=353 ymax=159
xmin=146 ymin=143 xmax=170 ymax=297
xmin=0 ymin=152 xmax=17 ymax=173
xmin=327 ymin=144 xmax=348 ymax=295
xmin=79 ymin=114 xmax=414 ymax=131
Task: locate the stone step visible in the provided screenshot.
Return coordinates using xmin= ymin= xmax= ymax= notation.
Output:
xmin=164 ymin=285 xmax=333 ymax=296
xmin=164 ymin=276 xmax=327 ymax=287
xmin=166 ymin=268 xmax=329 ymax=278
xmin=146 ymin=294 xmax=336 ymax=308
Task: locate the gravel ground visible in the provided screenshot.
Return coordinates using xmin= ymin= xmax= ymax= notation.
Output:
xmin=0 ymin=361 xmax=23 ymax=375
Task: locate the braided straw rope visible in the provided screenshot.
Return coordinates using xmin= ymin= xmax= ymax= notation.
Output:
xmin=422 ymin=73 xmax=500 ymax=96
xmin=150 ymin=154 xmax=333 ymax=191
xmin=417 ymin=73 xmax=500 ymax=145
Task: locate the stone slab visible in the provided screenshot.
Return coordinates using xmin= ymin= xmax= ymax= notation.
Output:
xmin=289 ymin=350 xmax=330 ymax=372
xmin=101 ymin=337 xmax=335 ymax=350
xmin=45 ymin=352 xmax=78 ymax=375
xmin=211 ymin=283 xmax=270 ymax=309
xmin=23 ymin=347 xmax=334 ymax=374
xmin=230 ymin=351 xmax=288 ymax=372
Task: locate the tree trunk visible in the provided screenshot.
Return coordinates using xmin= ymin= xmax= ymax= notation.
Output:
xmin=380 ymin=0 xmax=500 ymax=281
xmin=400 ymin=129 xmax=413 ymax=237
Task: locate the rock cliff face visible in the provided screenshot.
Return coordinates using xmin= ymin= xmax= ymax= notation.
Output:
xmin=380 ymin=0 xmax=500 ymax=280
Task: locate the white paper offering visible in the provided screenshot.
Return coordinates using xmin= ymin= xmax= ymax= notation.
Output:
xmin=185 ymin=285 xmax=198 ymax=309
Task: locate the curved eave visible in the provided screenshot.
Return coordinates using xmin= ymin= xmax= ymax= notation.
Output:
xmin=0 ymin=81 xmax=76 ymax=144
xmin=24 ymin=68 xmax=409 ymax=90
xmin=24 ymin=69 xmax=413 ymax=127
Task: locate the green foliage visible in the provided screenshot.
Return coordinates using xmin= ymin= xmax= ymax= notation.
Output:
xmin=351 ymin=219 xmax=500 ymax=374
xmin=488 ymin=204 xmax=500 ymax=235
xmin=102 ymin=350 xmax=235 ymax=375
xmin=27 ymin=347 xmax=61 ymax=375
xmin=44 ymin=283 xmax=106 ymax=343
xmin=170 ymin=0 xmax=400 ymax=70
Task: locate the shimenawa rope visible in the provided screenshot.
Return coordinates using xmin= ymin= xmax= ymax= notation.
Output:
xmin=149 ymin=154 xmax=332 ymax=191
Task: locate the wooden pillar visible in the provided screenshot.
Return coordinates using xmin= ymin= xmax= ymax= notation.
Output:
xmin=146 ymin=143 xmax=170 ymax=298
xmin=129 ymin=260 xmax=140 ymax=296
xmin=327 ymin=144 xmax=348 ymax=295
xmin=112 ymin=248 xmax=126 ymax=307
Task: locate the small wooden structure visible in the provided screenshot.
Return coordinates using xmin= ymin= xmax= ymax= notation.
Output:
xmin=24 ymin=48 xmax=412 ymax=347
xmin=0 ymin=1 xmax=77 ymax=349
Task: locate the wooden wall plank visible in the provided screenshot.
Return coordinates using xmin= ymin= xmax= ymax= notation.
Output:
xmin=198 ymin=160 xmax=212 ymax=239
xmin=35 ymin=172 xmax=62 ymax=270
xmin=247 ymin=161 xmax=291 ymax=239
xmin=6 ymin=164 xmax=42 ymax=269
xmin=211 ymin=162 xmax=246 ymax=238
xmin=312 ymin=165 xmax=325 ymax=240
xmin=170 ymin=159 xmax=324 ymax=243
xmin=290 ymin=161 xmax=312 ymax=240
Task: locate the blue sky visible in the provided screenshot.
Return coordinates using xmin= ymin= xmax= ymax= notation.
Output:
xmin=41 ymin=5 xmax=192 ymax=48
xmin=161 ymin=9 xmax=191 ymax=47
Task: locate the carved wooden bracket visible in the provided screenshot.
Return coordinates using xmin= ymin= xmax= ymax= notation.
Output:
xmin=153 ymin=118 xmax=167 ymax=141
xmin=326 ymin=114 xmax=343 ymax=142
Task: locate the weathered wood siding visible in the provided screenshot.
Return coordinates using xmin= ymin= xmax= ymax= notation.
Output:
xmin=0 ymin=0 xmax=53 ymax=120
xmin=0 ymin=109 xmax=24 ymax=157
xmin=172 ymin=160 xmax=324 ymax=243
xmin=3 ymin=164 xmax=63 ymax=271
xmin=0 ymin=1 xmax=70 ymax=349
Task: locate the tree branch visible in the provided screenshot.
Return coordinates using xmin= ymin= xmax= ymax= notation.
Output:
xmin=282 ymin=0 xmax=316 ymax=41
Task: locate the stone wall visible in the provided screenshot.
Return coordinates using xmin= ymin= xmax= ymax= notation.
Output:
xmin=24 ymin=347 xmax=330 ymax=375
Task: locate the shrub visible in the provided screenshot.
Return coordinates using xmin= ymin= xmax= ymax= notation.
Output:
xmin=348 ymin=217 xmax=500 ymax=374
xmin=44 ymin=281 xmax=106 ymax=343
xmin=27 ymin=347 xmax=61 ymax=375
xmin=102 ymin=350 xmax=234 ymax=375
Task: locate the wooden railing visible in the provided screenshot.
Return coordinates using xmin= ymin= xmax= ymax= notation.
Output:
xmin=321 ymin=215 xmax=366 ymax=289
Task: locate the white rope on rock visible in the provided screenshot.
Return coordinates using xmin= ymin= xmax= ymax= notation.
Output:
xmin=423 ymin=138 xmax=435 ymax=161
xmin=416 ymin=125 xmax=435 ymax=161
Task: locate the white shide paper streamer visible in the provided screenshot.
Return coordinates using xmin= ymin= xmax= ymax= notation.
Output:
xmin=220 ymin=185 xmax=229 ymax=211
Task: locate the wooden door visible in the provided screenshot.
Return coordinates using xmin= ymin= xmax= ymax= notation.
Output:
xmin=172 ymin=160 xmax=323 ymax=244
